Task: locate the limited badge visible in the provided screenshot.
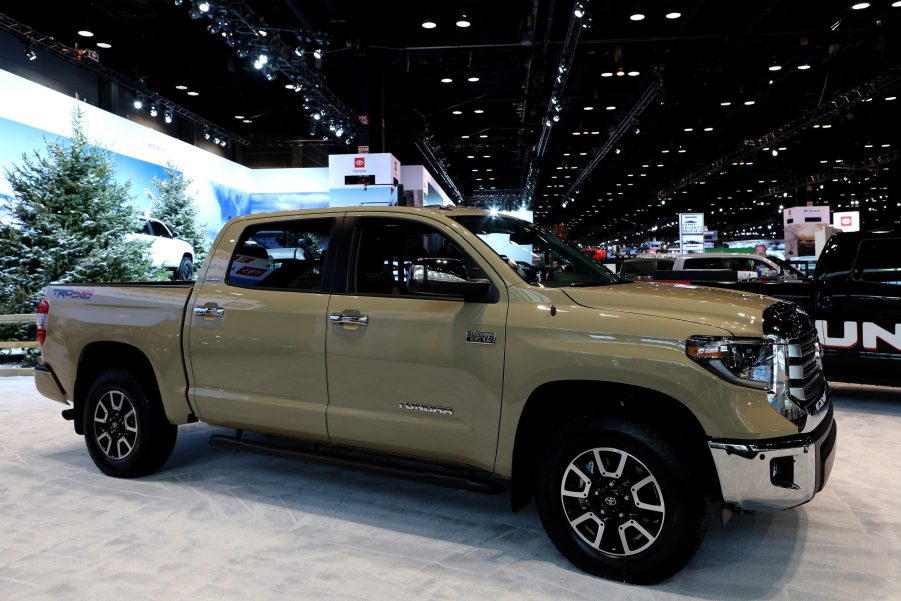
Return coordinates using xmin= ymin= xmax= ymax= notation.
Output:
xmin=466 ymin=330 xmax=496 ymax=344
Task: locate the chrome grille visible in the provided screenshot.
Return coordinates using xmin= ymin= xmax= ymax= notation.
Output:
xmin=788 ymin=328 xmax=827 ymax=412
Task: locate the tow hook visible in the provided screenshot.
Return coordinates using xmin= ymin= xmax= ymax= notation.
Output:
xmin=61 ymin=409 xmax=75 ymax=421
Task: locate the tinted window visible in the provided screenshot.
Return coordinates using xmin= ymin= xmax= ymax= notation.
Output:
xmin=353 ymin=218 xmax=479 ymax=296
xmin=227 ymin=218 xmax=334 ymax=291
xmin=149 ymin=221 xmax=172 ymax=238
xmin=853 ymin=238 xmax=901 ymax=285
xmin=682 ymin=257 xmax=725 ymax=270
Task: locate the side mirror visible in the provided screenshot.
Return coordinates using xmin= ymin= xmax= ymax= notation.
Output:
xmin=408 ymin=258 xmax=491 ymax=301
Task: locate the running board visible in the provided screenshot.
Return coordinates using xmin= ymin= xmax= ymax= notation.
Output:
xmin=209 ymin=433 xmax=506 ymax=495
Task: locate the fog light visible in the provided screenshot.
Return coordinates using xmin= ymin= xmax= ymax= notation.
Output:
xmin=770 ymin=456 xmax=798 ymax=490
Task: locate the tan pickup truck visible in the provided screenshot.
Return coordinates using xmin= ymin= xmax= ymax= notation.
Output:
xmin=34 ymin=206 xmax=836 ymax=584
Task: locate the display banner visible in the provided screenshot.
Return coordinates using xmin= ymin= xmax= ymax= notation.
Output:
xmin=783 ymin=205 xmax=830 ymax=258
xmin=833 ymin=211 xmax=861 ymax=232
xmin=678 ymin=213 xmax=705 ymax=254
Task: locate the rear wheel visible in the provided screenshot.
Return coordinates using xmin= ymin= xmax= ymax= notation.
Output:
xmin=83 ymin=369 xmax=177 ymax=478
xmin=534 ymin=417 xmax=708 ymax=584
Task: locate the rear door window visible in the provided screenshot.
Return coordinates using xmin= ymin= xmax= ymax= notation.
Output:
xmin=227 ymin=218 xmax=335 ymax=291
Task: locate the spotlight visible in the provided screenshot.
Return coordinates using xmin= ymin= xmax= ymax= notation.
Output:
xmin=24 ymin=44 xmax=37 ymax=61
xmin=150 ymin=105 xmax=159 ymax=117
xmin=313 ymin=48 xmax=323 ymax=60
xmin=164 ymin=108 xmax=173 ymax=124
xmin=630 ymin=12 xmax=645 ymax=21
xmin=552 ymin=114 xmax=560 ymax=122
xmin=213 ymin=136 xmax=220 ymax=145
xmin=294 ymin=46 xmax=303 ymax=57
xmin=574 ymin=2 xmax=585 ymax=17
xmin=456 ymin=14 xmax=471 ymax=27
xmin=313 ymin=111 xmax=322 ymax=121
xmin=665 ymin=11 xmax=682 ymax=19
xmin=198 ymin=1 xmax=211 ymax=12
xmin=203 ymin=129 xmax=211 ymax=140
xmin=253 ymin=53 xmax=268 ymax=69
xmin=133 ymin=97 xmax=143 ymax=110
xmin=421 ymin=18 xmax=437 ymax=29
xmin=336 ymin=127 xmax=344 ymax=137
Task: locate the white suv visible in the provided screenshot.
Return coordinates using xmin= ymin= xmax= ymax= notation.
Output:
xmin=130 ymin=218 xmax=195 ymax=280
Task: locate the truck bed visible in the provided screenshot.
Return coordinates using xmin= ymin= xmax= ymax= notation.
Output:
xmin=40 ymin=282 xmax=196 ymax=424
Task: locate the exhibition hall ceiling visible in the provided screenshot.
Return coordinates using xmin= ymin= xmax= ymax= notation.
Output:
xmin=2 ymin=0 xmax=900 ymax=241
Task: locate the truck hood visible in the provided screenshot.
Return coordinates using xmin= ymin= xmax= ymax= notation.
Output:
xmin=562 ymin=282 xmax=776 ymax=337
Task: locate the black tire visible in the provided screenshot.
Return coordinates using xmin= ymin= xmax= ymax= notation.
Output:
xmin=82 ymin=369 xmax=177 ymax=478
xmin=534 ymin=417 xmax=709 ymax=584
xmin=176 ymin=256 xmax=193 ymax=281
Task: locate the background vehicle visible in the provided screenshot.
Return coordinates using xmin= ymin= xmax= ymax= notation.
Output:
xmin=129 ymin=217 xmax=195 ymax=280
xmin=659 ymin=232 xmax=900 ymax=387
xmin=34 ymin=206 xmax=835 ymax=584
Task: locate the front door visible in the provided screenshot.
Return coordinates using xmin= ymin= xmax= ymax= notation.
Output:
xmin=325 ymin=213 xmax=507 ymax=470
xmin=816 ymin=236 xmax=901 ymax=385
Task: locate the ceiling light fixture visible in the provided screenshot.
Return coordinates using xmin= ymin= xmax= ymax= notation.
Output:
xmin=441 ymin=77 xmax=453 ymax=83
xmin=574 ymin=3 xmax=586 ymax=17
xmin=150 ymin=105 xmax=159 ymax=117
xmin=421 ymin=18 xmax=437 ymax=29
xmin=744 ymin=100 xmax=756 ymax=105
xmin=768 ymin=61 xmax=782 ymax=71
xmin=452 ymin=110 xmax=462 ymax=115
xmin=601 ymin=72 xmax=613 ymax=77
xmin=616 ymin=67 xmax=625 ymax=77
xmin=175 ymin=85 xmax=188 ymax=90
xmin=96 ymin=42 xmax=111 ymax=49
xmin=798 ymin=63 xmax=811 ymax=70
xmin=456 ymin=14 xmax=471 ymax=28
xmin=467 ymin=76 xmax=480 ymax=82
xmin=133 ymin=97 xmax=143 ymax=110
xmin=850 ymin=2 xmax=870 ymax=9
xmin=187 ymin=91 xmax=199 ymax=96
xmin=473 ymin=109 xmax=484 ymax=114
xmin=23 ymin=43 xmax=37 ymax=61
xmin=665 ymin=11 xmax=682 ymax=19
xmin=77 ymin=29 xmax=94 ymax=38
xmin=606 ymin=105 xmax=616 ymax=110
xmin=583 ymin=106 xmax=594 ymax=111
xmin=164 ymin=108 xmax=173 ymax=124
xmin=312 ymin=48 xmax=323 ymax=60
xmin=630 ymin=12 xmax=646 ymax=21
xmin=627 ymin=70 xmax=640 ymax=77
xmin=198 ymin=1 xmax=211 ymax=13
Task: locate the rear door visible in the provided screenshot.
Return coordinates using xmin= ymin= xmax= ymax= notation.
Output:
xmin=324 ymin=213 xmax=507 ymax=470
xmin=185 ymin=214 xmax=339 ymax=440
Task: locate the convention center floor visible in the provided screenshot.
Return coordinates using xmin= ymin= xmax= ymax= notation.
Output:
xmin=1 ymin=376 xmax=899 ymax=600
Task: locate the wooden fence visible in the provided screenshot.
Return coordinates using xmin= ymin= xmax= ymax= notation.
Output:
xmin=0 ymin=314 xmax=38 ymax=376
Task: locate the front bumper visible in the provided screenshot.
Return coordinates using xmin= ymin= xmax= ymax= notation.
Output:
xmin=708 ymin=404 xmax=837 ymax=511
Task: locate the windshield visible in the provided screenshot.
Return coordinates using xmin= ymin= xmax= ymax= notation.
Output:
xmin=451 ymin=214 xmax=622 ymax=287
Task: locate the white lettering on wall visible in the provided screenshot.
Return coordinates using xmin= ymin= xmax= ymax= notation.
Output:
xmin=862 ymin=322 xmax=901 ymax=351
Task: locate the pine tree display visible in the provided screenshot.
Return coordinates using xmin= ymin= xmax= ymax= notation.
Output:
xmin=148 ymin=164 xmax=207 ymax=268
xmin=0 ymin=108 xmax=148 ymax=348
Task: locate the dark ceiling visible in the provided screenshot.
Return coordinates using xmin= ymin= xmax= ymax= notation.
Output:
xmin=2 ymin=0 xmax=900 ymax=244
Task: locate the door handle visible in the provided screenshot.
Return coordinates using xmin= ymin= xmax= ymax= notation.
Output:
xmin=193 ymin=305 xmax=225 ymax=319
xmin=329 ymin=312 xmax=369 ymax=326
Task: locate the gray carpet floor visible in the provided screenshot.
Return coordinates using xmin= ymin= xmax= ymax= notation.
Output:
xmin=1 ymin=376 xmax=899 ymax=600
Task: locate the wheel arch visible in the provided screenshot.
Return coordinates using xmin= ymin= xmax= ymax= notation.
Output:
xmin=73 ymin=342 xmax=161 ymax=435
xmin=510 ymin=380 xmax=720 ymax=512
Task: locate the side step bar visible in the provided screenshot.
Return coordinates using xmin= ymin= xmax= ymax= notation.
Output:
xmin=209 ymin=433 xmax=506 ymax=495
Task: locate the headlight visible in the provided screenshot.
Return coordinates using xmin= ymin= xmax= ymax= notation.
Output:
xmin=686 ymin=336 xmax=803 ymax=424
xmin=686 ymin=337 xmax=774 ymax=389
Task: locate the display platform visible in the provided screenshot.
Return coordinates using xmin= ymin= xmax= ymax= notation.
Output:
xmin=0 ymin=376 xmax=898 ymax=600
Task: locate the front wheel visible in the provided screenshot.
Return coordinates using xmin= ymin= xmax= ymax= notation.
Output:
xmin=534 ymin=417 xmax=709 ymax=584
xmin=83 ymin=369 xmax=177 ymax=478
xmin=175 ymin=256 xmax=193 ymax=281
